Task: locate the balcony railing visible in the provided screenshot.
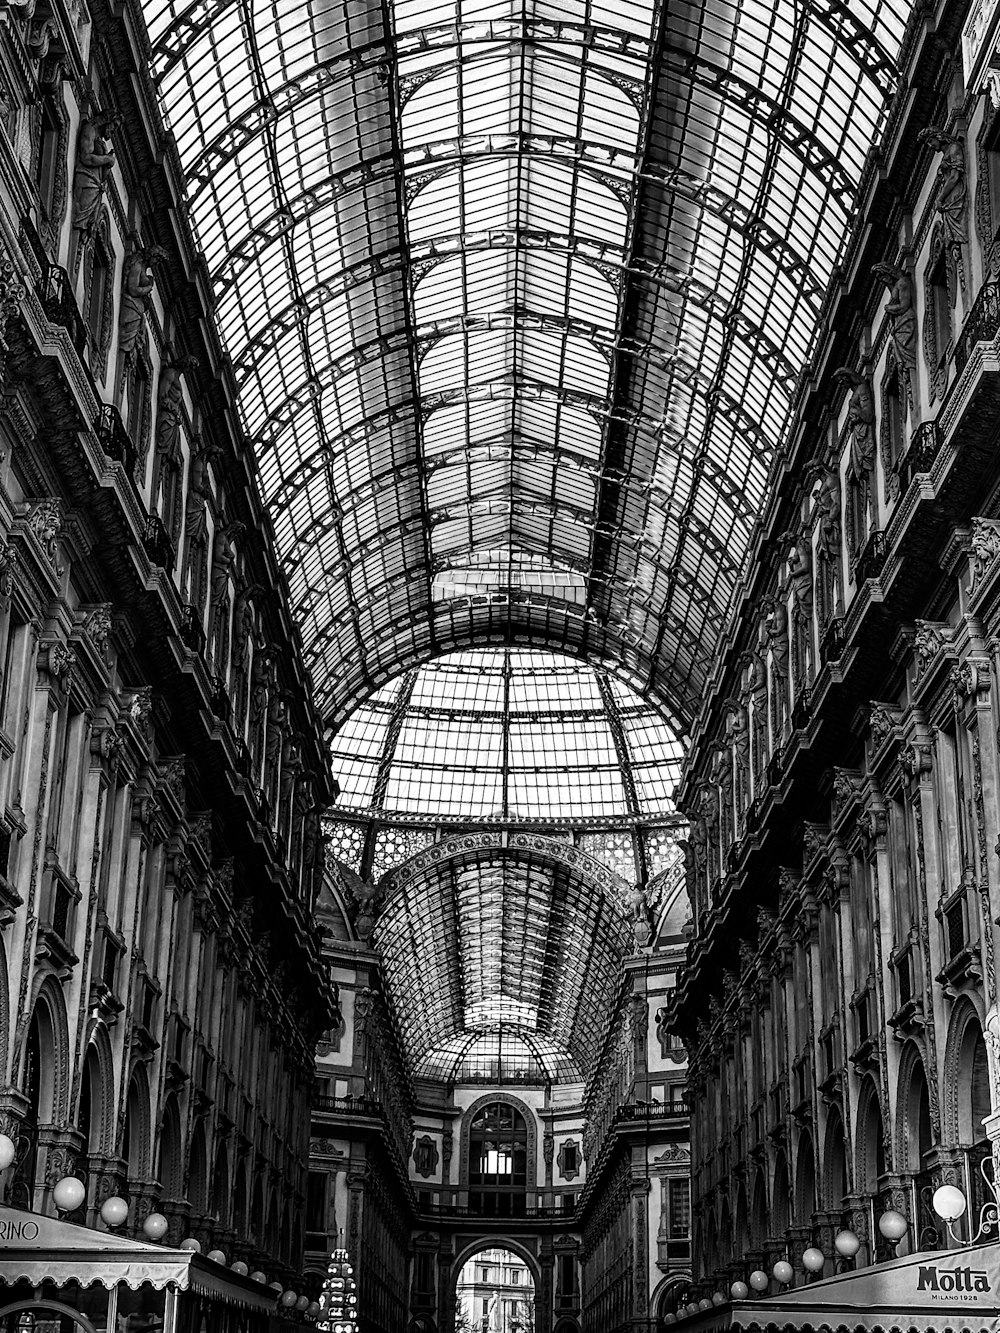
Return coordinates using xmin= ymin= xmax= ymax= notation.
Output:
xmin=40 ymin=265 xmax=86 ymax=357
xmin=954 ymin=280 xmax=1000 ymax=376
xmin=613 ymin=1098 xmax=689 ymax=1123
xmin=179 ymin=604 xmax=206 ymax=654
xmin=94 ymin=404 xmax=138 ymax=479
xmin=897 ymin=421 xmax=941 ymax=492
xmin=820 ymin=616 xmax=847 ymax=665
xmin=856 ymin=529 xmax=888 ymax=582
xmin=142 ymin=515 xmax=175 ymax=573
xmin=313 ymin=1093 xmax=386 ymax=1119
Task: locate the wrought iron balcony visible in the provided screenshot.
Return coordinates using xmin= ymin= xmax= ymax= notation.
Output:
xmin=209 ymin=675 xmax=230 ymax=723
xmin=40 ymin=264 xmax=86 ymax=357
xmin=820 ymin=616 xmax=847 ymax=665
xmin=94 ymin=404 xmax=138 ymax=479
xmin=142 ymin=515 xmax=175 ymax=572
xmin=179 ymin=604 xmax=206 ymax=654
xmin=896 ymin=420 xmax=941 ymax=492
xmin=856 ymin=529 xmax=887 ymax=582
xmin=954 ymin=280 xmax=1000 ymax=377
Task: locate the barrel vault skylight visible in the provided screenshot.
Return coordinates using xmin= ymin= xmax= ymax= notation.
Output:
xmin=143 ymin=0 xmax=915 ymax=733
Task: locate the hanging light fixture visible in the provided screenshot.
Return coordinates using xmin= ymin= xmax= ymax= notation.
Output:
xmin=316 ymin=1246 xmax=359 ymax=1333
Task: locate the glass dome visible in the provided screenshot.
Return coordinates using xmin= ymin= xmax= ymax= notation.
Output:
xmin=328 ymin=648 xmax=684 ymax=821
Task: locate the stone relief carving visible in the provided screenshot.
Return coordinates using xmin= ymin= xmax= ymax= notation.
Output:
xmin=412 ymin=1134 xmax=439 ymax=1179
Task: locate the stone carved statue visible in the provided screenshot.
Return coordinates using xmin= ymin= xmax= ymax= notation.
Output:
xmin=871 ymin=262 xmax=917 ymax=371
xmin=71 ymin=111 xmax=119 ymax=237
xmin=834 ymin=366 xmax=876 ymax=525
xmin=119 ymin=246 xmax=166 ymax=359
xmin=155 ymin=354 xmax=199 ymax=461
xmin=739 ymin=647 xmax=768 ymax=790
xmin=724 ymin=698 xmax=750 ymax=820
xmin=232 ymin=583 xmax=262 ymax=664
xmin=782 ymin=527 xmax=813 ymax=614
xmin=764 ymin=597 xmax=790 ymax=738
xmin=918 ymin=127 xmax=969 ymax=247
xmin=210 ymin=519 xmax=243 ymax=627
xmin=807 ymin=462 xmax=842 ymax=622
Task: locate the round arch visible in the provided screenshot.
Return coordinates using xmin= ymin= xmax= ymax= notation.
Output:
xmin=459 ymin=1093 xmax=538 ymax=1203
xmin=122 ymin=1062 xmax=152 ymax=1179
xmin=78 ymin=1027 xmax=115 ymax=1157
xmin=211 ymin=1141 xmax=231 ymax=1227
xmin=232 ymin=1154 xmax=250 ymax=1234
xmin=449 ymin=1236 xmax=541 ymax=1293
xmin=894 ymin=1043 xmax=933 ymax=1173
xmin=822 ymin=1105 xmax=849 ymax=1209
xmin=855 ymin=1076 xmax=886 ymax=1192
xmin=749 ymin=1167 xmax=768 ymax=1248
xmin=21 ymin=976 xmax=71 ymax=1123
xmin=157 ymin=1094 xmax=183 ymax=1198
xmin=942 ymin=996 xmax=991 ymax=1145
xmin=794 ymin=1131 xmax=816 ymax=1221
xmin=771 ymin=1151 xmax=790 ymax=1236
xmin=733 ymin=1180 xmax=749 ymax=1261
xmin=651 ymin=1273 xmax=693 ymax=1319
xmin=0 ymin=1301 xmax=98 ymax=1333
xmin=380 ymin=831 xmax=633 ymax=908
xmin=188 ymin=1119 xmax=210 ymax=1213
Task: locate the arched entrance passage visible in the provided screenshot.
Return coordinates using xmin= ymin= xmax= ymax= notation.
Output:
xmin=452 ymin=1243 xmax=538 ymax=1333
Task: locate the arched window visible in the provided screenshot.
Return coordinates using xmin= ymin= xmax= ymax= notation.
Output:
xmin=468 ymin=1102 xmax=528 ymax=1217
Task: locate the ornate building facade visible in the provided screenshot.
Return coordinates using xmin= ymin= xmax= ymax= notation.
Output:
xmin=0 ymin=0 xmax=336 ymax=1284
xmin=671 ymin=0 xmax=1000 ymax=1298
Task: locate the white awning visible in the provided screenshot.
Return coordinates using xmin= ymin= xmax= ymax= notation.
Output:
xmin=674 ymin=1243 xmax=1000 ymax=1333
xmin=0 ymin=1205 xmax=276 ymax=1310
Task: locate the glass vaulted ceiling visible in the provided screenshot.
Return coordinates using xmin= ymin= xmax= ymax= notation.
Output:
xmin=145 ymin=0 xmax=913 ymax=731
xmin=329 ymin=648 xmax=685 ymax=820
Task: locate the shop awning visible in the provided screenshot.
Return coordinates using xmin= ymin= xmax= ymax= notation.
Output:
xmin=676 ymin=1243 xmax=1000 ymax=1333
xmin=0 ymin=1205 xmax=276 ymax=1309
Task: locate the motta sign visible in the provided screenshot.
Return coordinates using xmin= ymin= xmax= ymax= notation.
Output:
xmin=916 ymin=1264 xmax=992 ymax=1297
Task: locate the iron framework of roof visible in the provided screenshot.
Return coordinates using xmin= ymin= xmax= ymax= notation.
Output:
xmin=142 ymin=0 xmax=914 ymax=736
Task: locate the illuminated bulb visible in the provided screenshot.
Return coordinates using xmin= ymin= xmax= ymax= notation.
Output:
xmin=932 ymin=1184 xmax=967 ymax=1222
xmin=730 ymin=1282 xmax=748 ymax=1299
xmin=52 ymin=1177 xmax=86 ymax=1212
xmin=280 ymin=1291 xmax=298 ymax=1308
xmin=711 ymin=1292 xmax=725 ymax=1305
xmin=142 ymin=1213 xmax=169 ymax=1241
xmin=180 ymin=1238 xmax=201 ymax=1253
xmin=802 ymin=1247 xmax=825 ymax=1273
xmin=772 ymin=1261 xmax=793 ymax=1285
xmin=834 ymin=1229 xmax=860 ymax=1257
xmin=207 ymin=1250 xmax=226 ymax=1265
xmin=698 ymin=1298 xmax=712 ymax=1310
xmin=99 ymin=1196 xmax=128 ymax=1227
xmin=251 ymin=1272 xmax=268 ymax=1283
xmin=748 ymin=1271 xmax=769 ymax=1292
xmin=295 ymin=1296 xmax=310 ymax=1312
xmin=0 ymin=1135 xmax=16 ymax=1170
xmin=878 ymin=1210 xmax=908 ymax=1242
xmin=231 ymin=1261 xmax=249 ymax=1276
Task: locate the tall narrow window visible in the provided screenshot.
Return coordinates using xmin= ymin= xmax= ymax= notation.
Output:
xmin=884 ymin=365 xmax=905 ymax=481
xmin=468 ymin=1102 xmax=528 ymax=1217
xmin=87 ymin=240 xmax=111 ymax=360
xmin=35 ymin=101 xmax=61 ymax=223
xmin=929 ymin=251 xmax=951 ymax=366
